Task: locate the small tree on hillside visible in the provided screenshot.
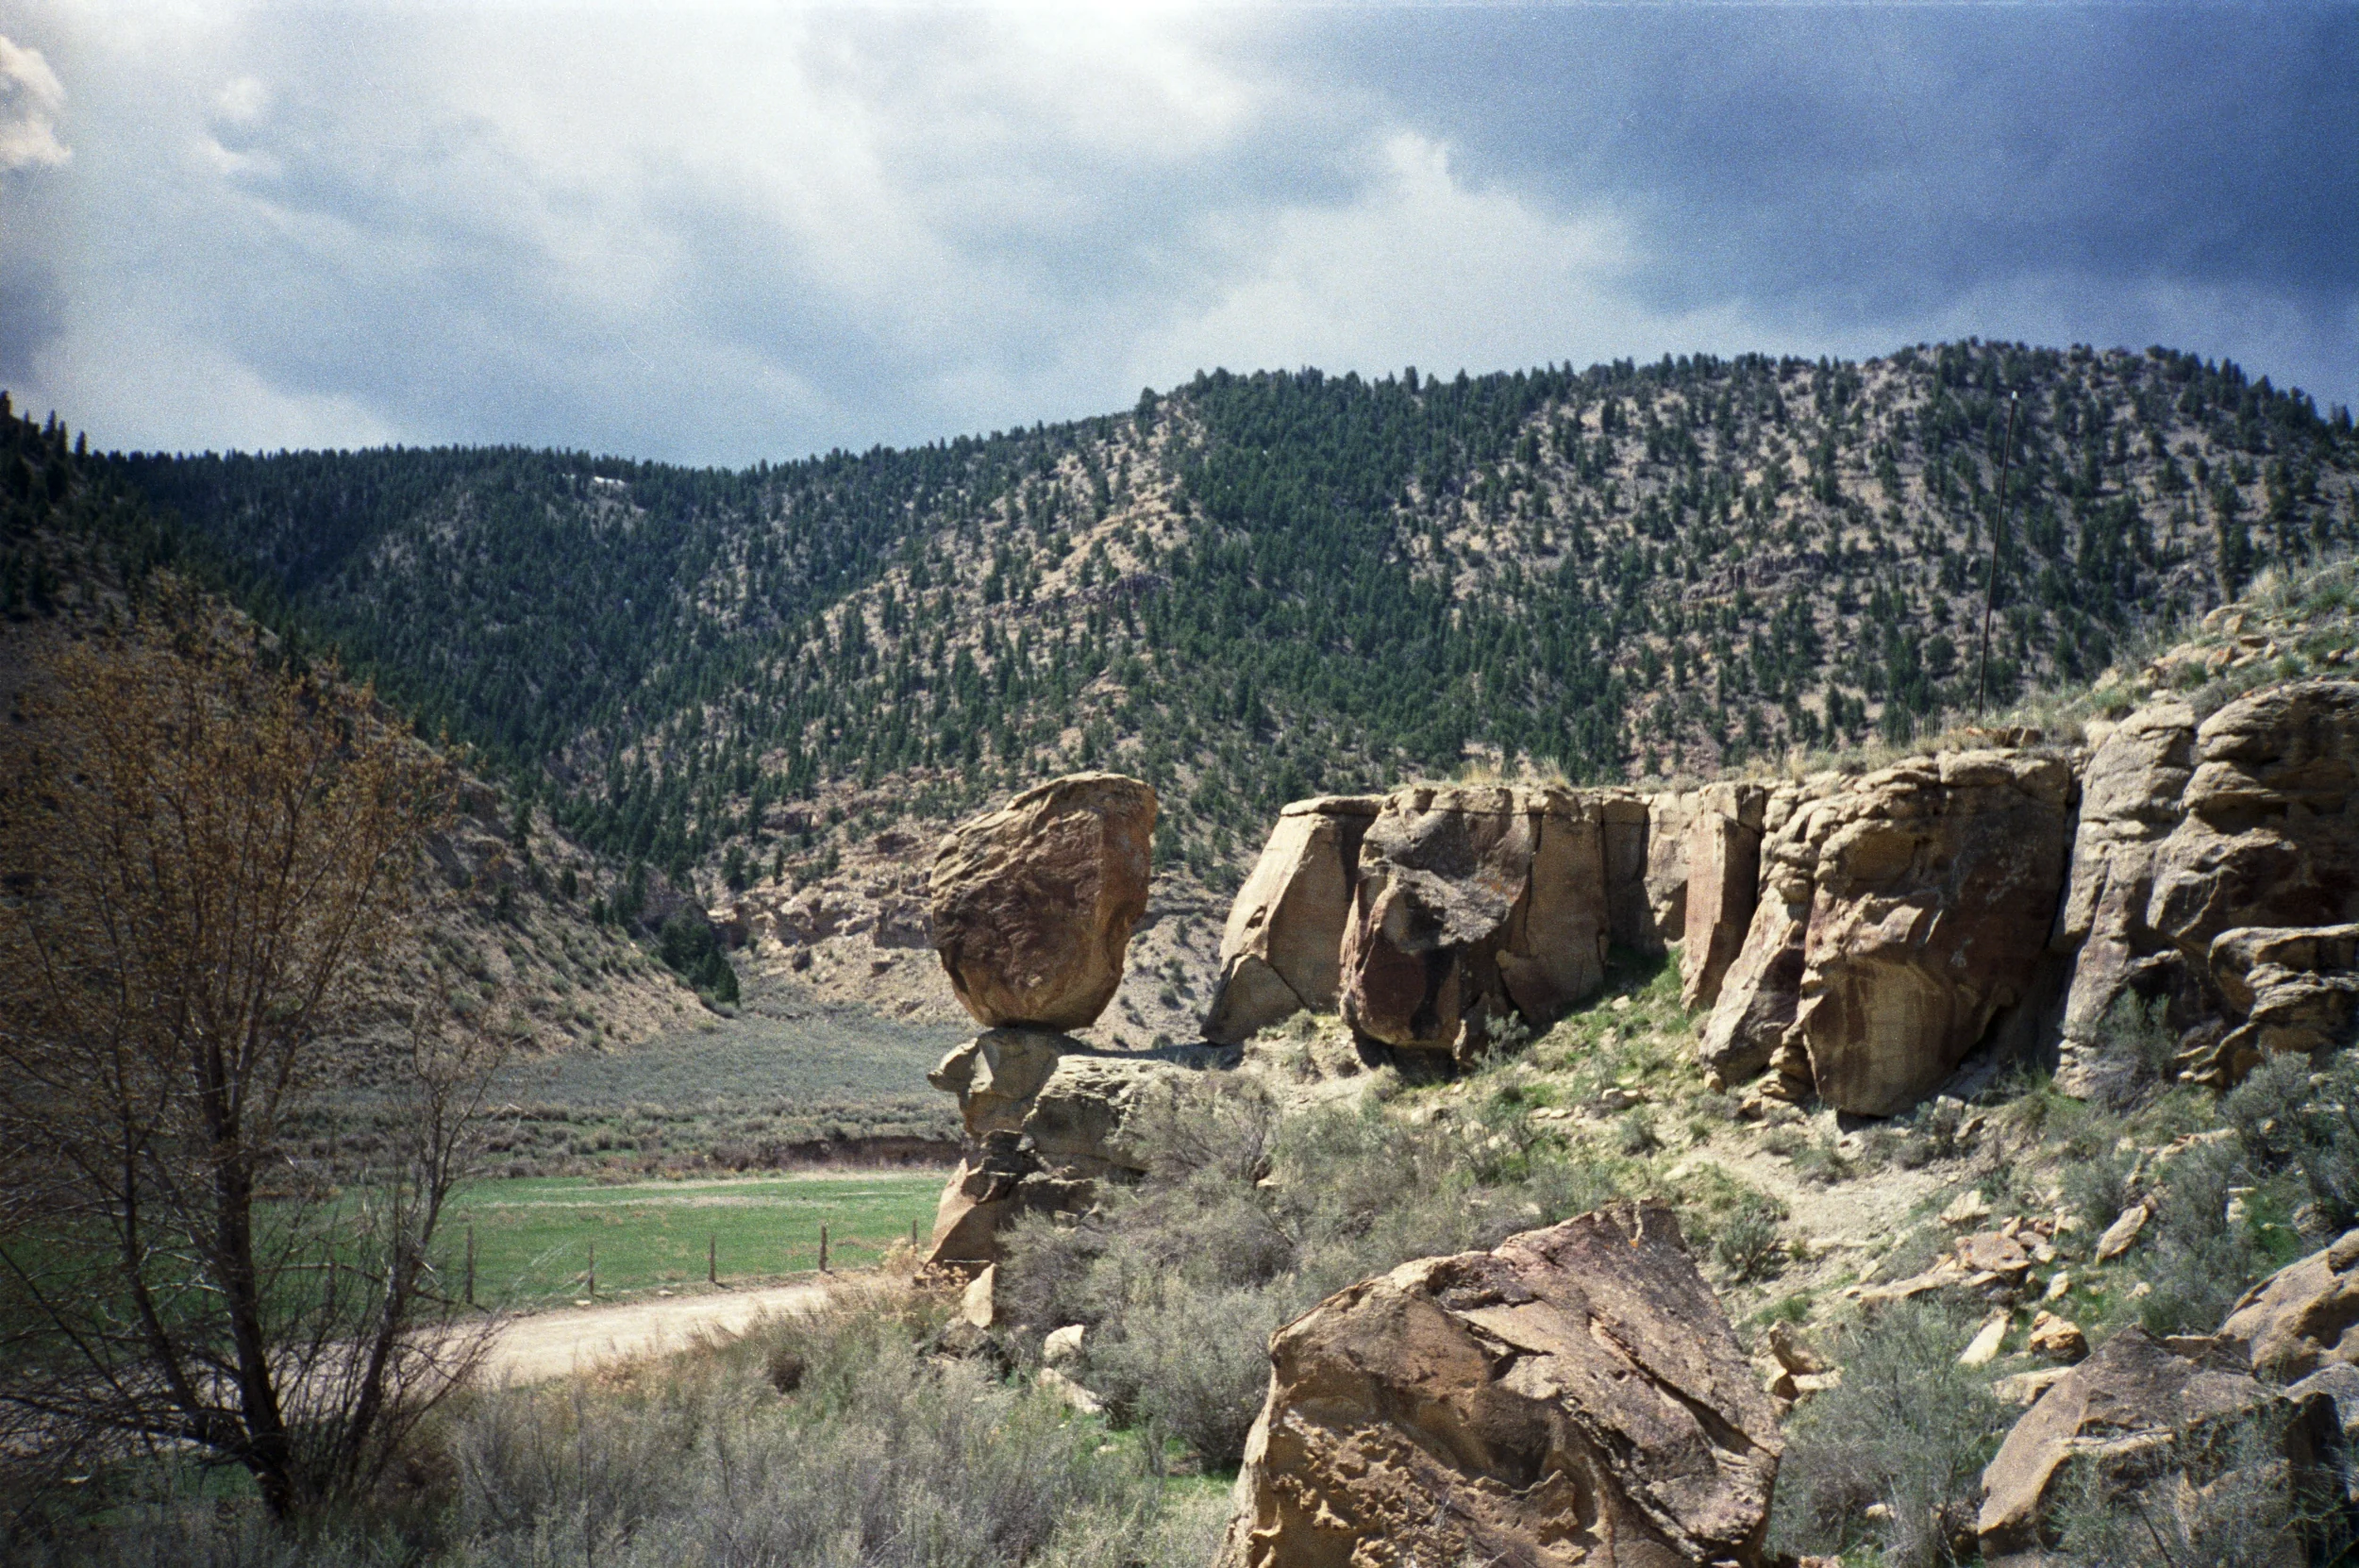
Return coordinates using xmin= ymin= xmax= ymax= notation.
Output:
xmin=0 ymin=603 xmax=506 ymax=1518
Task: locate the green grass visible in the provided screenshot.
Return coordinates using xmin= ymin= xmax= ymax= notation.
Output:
xmin=444 ymin=1170 xmax=947 ymax=1307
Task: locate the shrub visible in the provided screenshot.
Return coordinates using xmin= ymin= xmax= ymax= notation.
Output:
xmin=2049 ymin=1405 xmax=2351 ymax=1568
xmin=1082 ymin=1281 xmax=1286 ymax=1468
xmin=1713 ymin=1200 xmax=1787 ymax=1283
xmin=2083 ymin=993 xmax=2181 ymax=1113
xmin=1768 ymin=1298 xmax=2012 ymax=1568
xmin=2225 ymin=1049 xmax=2359 ymax=1236
xmin=2137 ymin=1140 xmax=2277 ymax=1337
xmin=2060 ymin=1143 xmax=2134 ymax=1235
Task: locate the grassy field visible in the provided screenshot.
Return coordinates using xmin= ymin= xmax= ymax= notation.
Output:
xmin=311 ymin=980 xmax=970 ymax=1179
xmin=443 ymin=1170 xmax=949 ymax=1307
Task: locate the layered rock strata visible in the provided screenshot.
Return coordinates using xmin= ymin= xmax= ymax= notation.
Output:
xmin=1218 ymin=1202 xmax=1781 ymax=1568
xmin=1678 ymin=781 xmax=1767 ymax=1012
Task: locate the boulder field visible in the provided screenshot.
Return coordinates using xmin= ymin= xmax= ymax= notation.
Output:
xmin=1202 ymin=677 xmax=2359 ymax=1117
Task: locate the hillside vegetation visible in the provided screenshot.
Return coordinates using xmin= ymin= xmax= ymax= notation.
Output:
xmin=117 ymin=342 xmax=2359 ymax=911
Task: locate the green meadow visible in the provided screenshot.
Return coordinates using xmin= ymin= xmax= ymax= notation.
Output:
xmin=443 ymin=1170 xmax=947 ymax=1307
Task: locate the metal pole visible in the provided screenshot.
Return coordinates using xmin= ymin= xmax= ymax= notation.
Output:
xmin=1974 ymin=392 xmax=2021 ymax=718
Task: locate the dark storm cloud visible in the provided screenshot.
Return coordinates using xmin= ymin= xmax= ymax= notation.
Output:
xmin=2 ymin=4 xmax=2351 ymax=464
xmin=1290 ymin=4 xmax=2357 ymax=390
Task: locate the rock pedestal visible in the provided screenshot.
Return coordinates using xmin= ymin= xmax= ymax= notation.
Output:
xmin=929 ymin=773 xmax=1156 ymax=1031
xmin=1217 ymin=1202 xmax=1781 ymax=1568
xmin=1679 ymin=781 xmax=1767 ymax=1011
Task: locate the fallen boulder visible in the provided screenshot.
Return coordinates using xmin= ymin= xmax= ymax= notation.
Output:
xmin=1202 ymin=795 xmax=1380 ymax=1044
xmin=929 ymin=772 xmax=1156 ymax=1030
xmin=2219 ymin=1227 xmax=2359 ymax=1384
xmin=1978 ymin=1326 xmax=2329 ymax=1562
xmin=1217 ymin=1201 xmax=1781 ymax=1568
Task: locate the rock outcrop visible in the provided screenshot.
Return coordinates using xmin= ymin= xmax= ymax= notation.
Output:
xmin=1218 ymin=1202 xmax=1781 ymax=1568
xmin=1339 ymin=785 xmax=1608 ymax=1054
xmin=1698 ymin=754 xmax=2071 ymax=1115
xmin=921 ymin=1027 xmax=1183 ymax=1267
xmin=1679 ymin=782 xmax=1767 ymax=1011
xmin=1797 ymin=751 xmax=2074 ymax=1116
xmin=2207 ymin=924 xmax=2359 ymax=1083
xmin=929 ymin=773 xmax=1156 ymax=1030
xmin=1643 ymin=788 xmax=1700 ymax=953
xmin=2219 ymin=1227 xmax=2359 ymax=1384
xmin=1596 ymin=789 xmax=1659 ymax=956
xmin=2059 ymin=680 xmax=2359 ymax=1090
xmin=1978 ymin=1326 xmax=2330 ymax=1563
xmin=1202 ymin=796 xmax=1381 ymax=1043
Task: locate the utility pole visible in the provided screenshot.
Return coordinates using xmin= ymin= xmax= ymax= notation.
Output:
xmin=1974 ymin=392 xmax=2021 ymax=718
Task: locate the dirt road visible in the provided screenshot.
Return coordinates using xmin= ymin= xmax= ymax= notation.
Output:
xmin=479 ymin=1282 xmax=833 ymax=1385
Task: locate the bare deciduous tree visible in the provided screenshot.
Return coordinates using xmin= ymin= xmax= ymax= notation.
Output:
xmin=0 ymin=604 xmax=508 ymax=1517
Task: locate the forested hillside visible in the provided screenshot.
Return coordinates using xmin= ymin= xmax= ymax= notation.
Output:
xmin=0 ymin=396 xmax=706 ymax=1055
xmin=114 ymin=342 xmax=2359 ymax=909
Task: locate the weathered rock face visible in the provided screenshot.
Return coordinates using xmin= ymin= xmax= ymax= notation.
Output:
xmin=2208 ymin=924 xmax=2359 ymax=1081
xmin=1339 ymin=785 xmax=1608 ymax=1052
xmin=1596 ymin=790 xmax=1659 ymax=957
xmin=2220 ymin=1227 xmax=2359 ymax=1384
xmin=1698 ymin=779 xmax=1837 ymax=1090
xmin=1643 ymin=789 xmax=1700 ymax=953
xmin=1218 ymin=1202 xmax=1781 ymax=1568
xmin=1798 ymin=751 xmax=2074 ymax=1116
xmin=1978 ymin=1326 xmax=2327 ymax=1563
xmin=929 ymin=773 xmax=1156 ymax=1030
xmin=2059 ymin=680 xmax=2359 ymax=1090
xmin=1679 ymin=782 xmax=1767 ymax=1012
xmin=1202 ymin=796 xmax=1381 ymax=1044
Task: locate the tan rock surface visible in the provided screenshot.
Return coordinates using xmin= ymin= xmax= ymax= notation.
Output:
xmin=1203 ymin=796 xmax=1380 ymax=1044
xmin=2206 ymin=923 xmax=2359 ymax=1082
xmin=929 ymin=772 xmax=1156 ymax=1030
xmin=1340 ymin=785 xmax=1607 ymax=1051
xmin=1643 ymin=788 xmax=1700 ymax=952
xmin=1218 ymin=1202 xmax=1781 ymax=1568
xmin=1680 ymin=782 xmax=1767 ymax=1011
xmin=1596 ymin=789 xmax=1659 ymax=956
xmin=1797 ymin=752 xmax=2073 ymax=1116
xmin=2219 ymin=1228 xmax=2359 ymax=1383
xmin=1698 ymin=783 xmax=1836 ymax=1087
xmin=1978 ymin=1326 xmax=2301 ymax=1560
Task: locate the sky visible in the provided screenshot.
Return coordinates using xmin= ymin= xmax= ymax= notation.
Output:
xmin=1 ymin=2 xmax=2352 ymax=468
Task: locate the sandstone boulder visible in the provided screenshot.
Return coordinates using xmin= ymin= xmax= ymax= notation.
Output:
xmin=929 ymin=773 xmax=1156 ymax=1030
xmin=1680 ymin=782 xmax=1767 ymax=1011
xmin=1218 ymin=1202 xmax=1781 ymax=1568
xmin=2219 ymin=1227 xmax=2359 ymax=1383
xmin=1978 ymin=1326 xmax=2327 ymax=1563
xmin=1797 ymin=752 xmax=2073 ymax=1116
xmin=1339 ymin=785 xmax=1607 ymax=1053
xmin=1203 ymin=795 xmax=1380 ymax=1043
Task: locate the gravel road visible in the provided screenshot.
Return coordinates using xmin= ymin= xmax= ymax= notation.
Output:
xmin=479 ymin=1281 xmax=834 ymax=1385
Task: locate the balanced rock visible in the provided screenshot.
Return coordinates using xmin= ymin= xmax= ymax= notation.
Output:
xmin=1202 ymin=795 xmax=1381 ymax=1043
xmin=1978 ymin=1326 xmax=2326 ymax=1562
xmin=929 ymin=772 xmax=1156 ymax=1030
xmin=1680 ymin=781 xmax=1768 ymax=1011
xmin=1339 ymin=784 xmax=1608 ymax=1052
xmin=1797 ymin=751 xmax=2072 ymax=1116
xmin=1218 ymin=1202 xmax=1781 ymax=1568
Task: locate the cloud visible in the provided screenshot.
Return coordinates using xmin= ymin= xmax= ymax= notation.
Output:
xmin=0 ymin=33 xmax=68 ymax=172
xmin=1 ymin=3 xmax=2351 ymax=462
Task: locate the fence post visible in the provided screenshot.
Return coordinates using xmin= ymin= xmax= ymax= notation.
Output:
xmin=464 ymin=1225 xmax=477 ymax=1308
xmin=587 ymin=1243 xmax=595 ymax=1301
xmin=910 ymin=1217 xmax=919 ymax=1250
xmin=819 ymin=1224 xmax=829 ymax=1274
xmin=709 ymin=1234 xmax=718 ymax=1286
